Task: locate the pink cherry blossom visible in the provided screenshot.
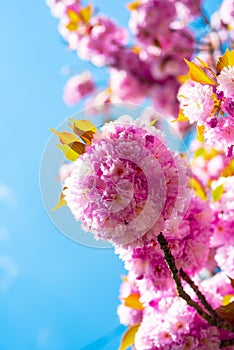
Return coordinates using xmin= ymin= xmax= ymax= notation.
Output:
xmin=64 ymin=116 xmax=190 ymax=247
xmin=63 ymin=71 xmax=95 ymax=106
xmin=217 ymin=66 xmax=234 ymax=98
xmin=178 ymin=82 xmax=214 ymax=125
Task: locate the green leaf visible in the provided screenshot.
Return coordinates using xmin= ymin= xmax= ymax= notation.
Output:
xmin=194 ymin=147 xmax=206 ymax=158
xmin=122 ymin=293 xmax=144 ymax=311
xmin=216 ymin=49 xmax=234 ymax=73
xmin=57 ymin=142 xmax=85 ymax=161
xmin=184 ymin=59 xmax=217 ymax=85
xmin=212 ymin=184 xmax=224 ymax=202
xmin=118 ymin=324 xmax=140 ymax=350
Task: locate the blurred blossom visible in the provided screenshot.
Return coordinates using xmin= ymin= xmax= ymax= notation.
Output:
xmin=63 ymin=71 xmax=95 ymax=106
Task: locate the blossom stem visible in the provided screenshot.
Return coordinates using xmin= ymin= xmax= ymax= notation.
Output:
xmin=157 ymin=232 xmax=234 ymax=334
xmin=157 ymin=233 xmax=216 ymax=326
xmin=220 ymin=338 xmax=234 ymax=348
xmin=179 ymin=268 xmax=234 ymax=333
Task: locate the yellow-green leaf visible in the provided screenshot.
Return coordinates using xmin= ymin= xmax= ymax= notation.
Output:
xmin=216 ymin=301 xmax=234 ymax=323
xmin=50 ymin=128 xmax=79 ymax=145
xmin=122 ymin=293 xmax=144 ymax=311
xmin=79 ymin=4 xmax=92 ymax=23
xmin=57 ymin=142 xmax=85 ymax=161
xmin=194 ymin=147 xmax=206 ymax=158
xmin=184 ymin=59 xmax=217 ymax=85
xmin=189 ymin=177 xmax=207 ymax=201
xmin=118 ymin=324 xmax=140 ymax=350
xmin=70 ymin=119 xmax=98 ymax=144
xmin=66 ymin=22 xmax=78 ymax=31
xmin=52 ymin=190 xmax=67 ymax=211
xmin=212 ymin=184 xmax=224 ymax=202
xmin=197 ymin=125 xmax=205 ymax=142
xmin=222 ymin=294 xmax=234 ymax=306
xmin=172 ymin=109 xmax=189 ymax=123
xmin=67 ymin=9 xmax=80 ymax=23
xmin=127 ymin=1 xmax=141 ymax=10
xmin=216 ymin=49 xmax=234 ymax=73
xmin=150 ymin=118 xmax=158 ymax=127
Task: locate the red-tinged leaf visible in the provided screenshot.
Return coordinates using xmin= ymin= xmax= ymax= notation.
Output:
xmin=79 ymin=4 xmax=92 ymax=23
xmin=52 ymin=189 xmax=67 ymax=211
xmin=189 ymin=177 xmax=207 ymax=201
xmin=216 ymin=49 xmax=234 ymax=73
xmin=197 ymin=125 xmax=205 ymax=142
xmin=184 ymin=59 xmax=217 ymax=85
xmin=216 ymin=301 xmax=234 ymax=323
xmin=57 ymin=142 xmax=85 ymax=161
xmin=67 ymin=9 xmax=80 ymax=23
xmin=127 ymin=1 xmax=141 ymax=10
xmin=122 ymin=293 xmax=144 ymax=310
xmin=118 ymin=324 xmax=140 ymax=350
xmin=212 ymin=184 xmax=224 ymax=202
xmin=172 ymin=109 xmax=189 ymax=123
xmin=66 ymin=22 xmax=78 ymax=31
xmin=50 ymin=128 xmax=78 ymax=145
xmin=70 ymin=119 xmax=98 ymax=144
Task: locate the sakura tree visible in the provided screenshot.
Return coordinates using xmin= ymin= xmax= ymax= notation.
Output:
xmin=45 ymin=0 xmax=234 ymax=349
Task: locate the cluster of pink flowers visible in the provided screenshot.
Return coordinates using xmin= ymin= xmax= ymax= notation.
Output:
xmin=48 ymin=1 xmax=234 ymax=349
xmin=118 ymin=271 xmax=234 ymax=350
xmin=178 ymin=51 xmax=234 ymax=156
xmin=116 ymin=196 xmax=214 ymax=289
xmin=210 ymin=0 xmax=234 ymax=47
xmin=46 ymin=0 xmax=206 ymax=117
xmin=55 ymin=111 xmax=234 ymax=348
xmin=64 ymin=116 xmax=191 ymax=247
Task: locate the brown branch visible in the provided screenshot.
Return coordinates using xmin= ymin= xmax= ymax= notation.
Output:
xmin=157 ymin=232 xmax=234 ymax=335
xmin=180 ymin=268 xmax=234 ymax=334
xmin=157 ymin=233 xmax=216 ymax=326
xmin=221 ymin=338 xmax=234 ymax=348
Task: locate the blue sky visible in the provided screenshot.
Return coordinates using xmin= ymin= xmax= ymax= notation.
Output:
xmin=0 ymin=0 xmax=222 ymax=349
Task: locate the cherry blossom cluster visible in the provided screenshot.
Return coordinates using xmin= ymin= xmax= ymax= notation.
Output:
xmin=47 ymin=1 xmax=234 ymax=349
xmin=178 ymin=50 xmax=234 ymax=156
xmin=52 ymin=111 xmax=234 ymax=349
xmin=46 ymin=0 xmax=209 ymax=117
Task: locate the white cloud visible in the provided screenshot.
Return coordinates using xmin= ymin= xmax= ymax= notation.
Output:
xmin=0 ymin=183 xmax=16 ymax=207
xmin=36 ymin=327 xmax=51 ymax=348
xmin=0 ymin=256 xmax=19 ymax=292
